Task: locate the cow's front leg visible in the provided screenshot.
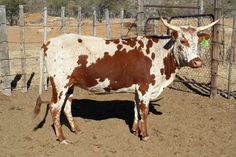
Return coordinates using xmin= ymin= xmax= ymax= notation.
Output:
xmin=139 ymin=100 xmax=149 ymax=141
xmin=136 ymin=85 xmax=151 ymax=141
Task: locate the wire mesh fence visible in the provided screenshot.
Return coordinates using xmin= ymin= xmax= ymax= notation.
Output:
xmin=144 ymin=14 xmax=236 ymax=98
xmin=0 ymin=4 xmax=235 ymax=98
xmin=0 ymin=6 xmax=137 ymax=93
xmin=169 ymin=15 xmax=214 ymax=95
xmin=144 ymin=15 xmax=214 ymax=95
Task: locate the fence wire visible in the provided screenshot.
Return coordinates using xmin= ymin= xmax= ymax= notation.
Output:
xmin=144 ymin=15 xmax=235 ymax=98
xmin=169 ymin=15 xmax=213 ymax=95
xmin=0 ymin=7 xmax=235 ymax=99
xmin=144 ymin=15 xmax=214 ymax=95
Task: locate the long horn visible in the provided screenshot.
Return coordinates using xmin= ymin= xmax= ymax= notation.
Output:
xmin=161 ymin=17 xmax=181 ymax=32
xmin=196 ymin=19 xmax=220 ymax=32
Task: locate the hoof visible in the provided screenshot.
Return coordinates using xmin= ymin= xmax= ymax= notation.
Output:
xmin=142 ymin=136 xmax=150 ymax=141
xmin=59 ymin=140 xmax=71 ymax=145
xmin=73 ymin=129 xmax=81 ymax=135
xmin=132 ymin=122 xmax=139 ymax=136
xmin=132 ymin=130 xmax=139 ymax=137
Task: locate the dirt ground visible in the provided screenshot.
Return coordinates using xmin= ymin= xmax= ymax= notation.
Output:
xmin=0 ymin=87 xmax=235 ymax=157
xmin=0 ymin=13 xmax=236 ymax=157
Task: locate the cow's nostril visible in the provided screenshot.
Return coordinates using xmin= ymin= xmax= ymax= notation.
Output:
xmin=188 ymin=58 xmax=203 ymax=68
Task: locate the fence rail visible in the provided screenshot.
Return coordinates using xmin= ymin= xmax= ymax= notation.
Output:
xmin=0 ymin=5 xmax=132 ymax=96
xmin=0 ymin=4 xmax=235 ymax=99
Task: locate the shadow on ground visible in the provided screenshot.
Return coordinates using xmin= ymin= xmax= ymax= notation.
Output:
xmin=33 ymin=98 xmax=162 ymax=133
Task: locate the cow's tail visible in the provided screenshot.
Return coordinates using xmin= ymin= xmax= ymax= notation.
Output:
xmin=33 ymin=49 xmax=44 ymax=119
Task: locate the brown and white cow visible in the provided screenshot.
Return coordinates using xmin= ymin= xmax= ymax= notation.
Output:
xmin=34 ymin=18 xmax=218 ymax=144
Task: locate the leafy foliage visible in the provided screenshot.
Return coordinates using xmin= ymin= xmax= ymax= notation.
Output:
xmin=0 ymin=0 xmax=25 ymax=25
xmin=0 ymin=0 xmax=234 ymax=25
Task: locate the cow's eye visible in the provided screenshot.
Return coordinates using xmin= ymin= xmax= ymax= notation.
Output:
xmin=180 ymin=39 xmax=189 ymax=47
xmin=177 ymin=46 xmax=183 ymax=51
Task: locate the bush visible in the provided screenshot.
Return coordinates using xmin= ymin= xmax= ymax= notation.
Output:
xmin=0 ymin=0 xmax=25 ymax=25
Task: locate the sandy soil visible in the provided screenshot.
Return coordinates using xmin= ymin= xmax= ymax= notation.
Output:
xmin=0 ymin=87 xmax=235 ymax=157
xmin=0 ymin=13 xmax=235 ymax=157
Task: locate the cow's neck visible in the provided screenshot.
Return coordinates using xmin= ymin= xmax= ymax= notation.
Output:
xmin=160 ymin=48 xmax=179 ymax=80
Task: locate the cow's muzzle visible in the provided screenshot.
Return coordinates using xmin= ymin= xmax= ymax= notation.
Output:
xmin=188 ymin=57 xmax=203 ymax=68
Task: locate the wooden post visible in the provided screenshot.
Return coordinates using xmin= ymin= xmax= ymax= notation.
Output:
xmin=0 ymin=5 xmax=11 ymax=96
xmin=233 ymin=12 xmax=236 ymax=63
xmin=198 ymin=0 xmax=204 ymax=14
xmin=227 ymin=13 xmax=236 ymax=99
xmin=43 ymin=6 xmax=48 ymax=91
xmin=19 ymin=5 xmax=27 ymax=92
xmin=120 ymin=8 xmax=124 ymax=38
xmin=198 ymin=0 xmax=204 ymax=26
xmin=137 ymin=0 xmax=144 ymax=36
xmin=92 ymin=7 xmax=96 ymax=36
xmin=43 ymin=7 xmax=47 ymax=44
xmin=105 ymin=9 xmax=111 ymax=39
xmin=77 ymin=6 xmax=82 ymax=34
xmin=61 ymin=6 xmax=65 ymax=34
xmin=210 ymin=0 xmax=222 ymax=98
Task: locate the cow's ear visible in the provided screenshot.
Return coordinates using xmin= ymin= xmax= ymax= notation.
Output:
xmin=171 ymin=31 xmax=178 ymax=40
xmin=198 ymin=33 xmax=210 ymax=43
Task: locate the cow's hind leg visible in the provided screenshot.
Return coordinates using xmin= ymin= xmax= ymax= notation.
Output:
xmin=63 ymin=86 xmax=80 ymax=134
xmin=48 ymin=76 xmax=71 ymax=144
xmin=49 ymin=94 xmax=68 ymax=144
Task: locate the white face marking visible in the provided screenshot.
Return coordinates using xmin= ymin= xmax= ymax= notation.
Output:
xmin=184 ymin=32 xmax=199 ymax=62
xmin=173 ymin=30 xmax=200 ymax=65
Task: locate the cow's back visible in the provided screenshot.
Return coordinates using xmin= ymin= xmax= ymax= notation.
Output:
xmin=44 ymin=34 xmax=157 ymax=93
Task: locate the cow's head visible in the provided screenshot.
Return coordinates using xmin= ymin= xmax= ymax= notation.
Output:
xmin=161 ymin=18 xmax=219 ymax=68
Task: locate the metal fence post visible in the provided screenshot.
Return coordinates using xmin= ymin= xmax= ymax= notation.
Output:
xmin=137 ymin=0 xmax=144 ymax=36
xmin=77 ymin=6 xmax=82 ymax=34
xmin=105 ymin=9 xmax=111 ymax=39
xmin=43 ymin=6 xmax=48 ymax=91
xmin=19 ymin=5 xmax=27 ymax=92
xmin=92 ymin=7 xmax=96 ymax=36
xmin=232 ymin=12 xmax=236 ymax=63
xmin=120 ymin=8 xmax=124 ymax=38
xmin=61 ymin=6 xmax=65 ymax=34
xmin=198 ymin=0 xmax=204 ymax=26
xmin=0 ymin=5 xmax=11 ymax=96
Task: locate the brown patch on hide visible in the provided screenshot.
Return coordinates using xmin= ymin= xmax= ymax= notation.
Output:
xmin=180 ymin=39 xmax=190 ymax=47
xmin=151 ymin=53 xmax=155 ymax=60
xmin=105 ymin=39 xmax=120 ymax=45
xmin=198 ymin=33 xmax=210 ymax=43
xmin=160 ymin=50 xmax=177 ymax=80
xmin=122 ymin=37 xmax=137 ymax=48
xmin=78 ymin=38 xmax=82 ymax=43
xmin=59 ymin=91 xmax=63 ymax=100
xmin=146 ymin=39 xmax=153 ymax=54
xmin=171 ymin=31 xmax=178 ymax=40
xmin=49 ymin=76 xmax=58 ymax=103
xmin=66 ymin=46 xmax=156 ymax=91
xmin=181 ymin=27 xmax=197 ymax=33
xmin=41 ymin=41 xmax=51 ymax=56
xmin=138 ymin=83 xmax=149 ymax=95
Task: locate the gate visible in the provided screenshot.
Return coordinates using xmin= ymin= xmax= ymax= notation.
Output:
xmin=144 ymin=14 xmax=215 ymax=95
